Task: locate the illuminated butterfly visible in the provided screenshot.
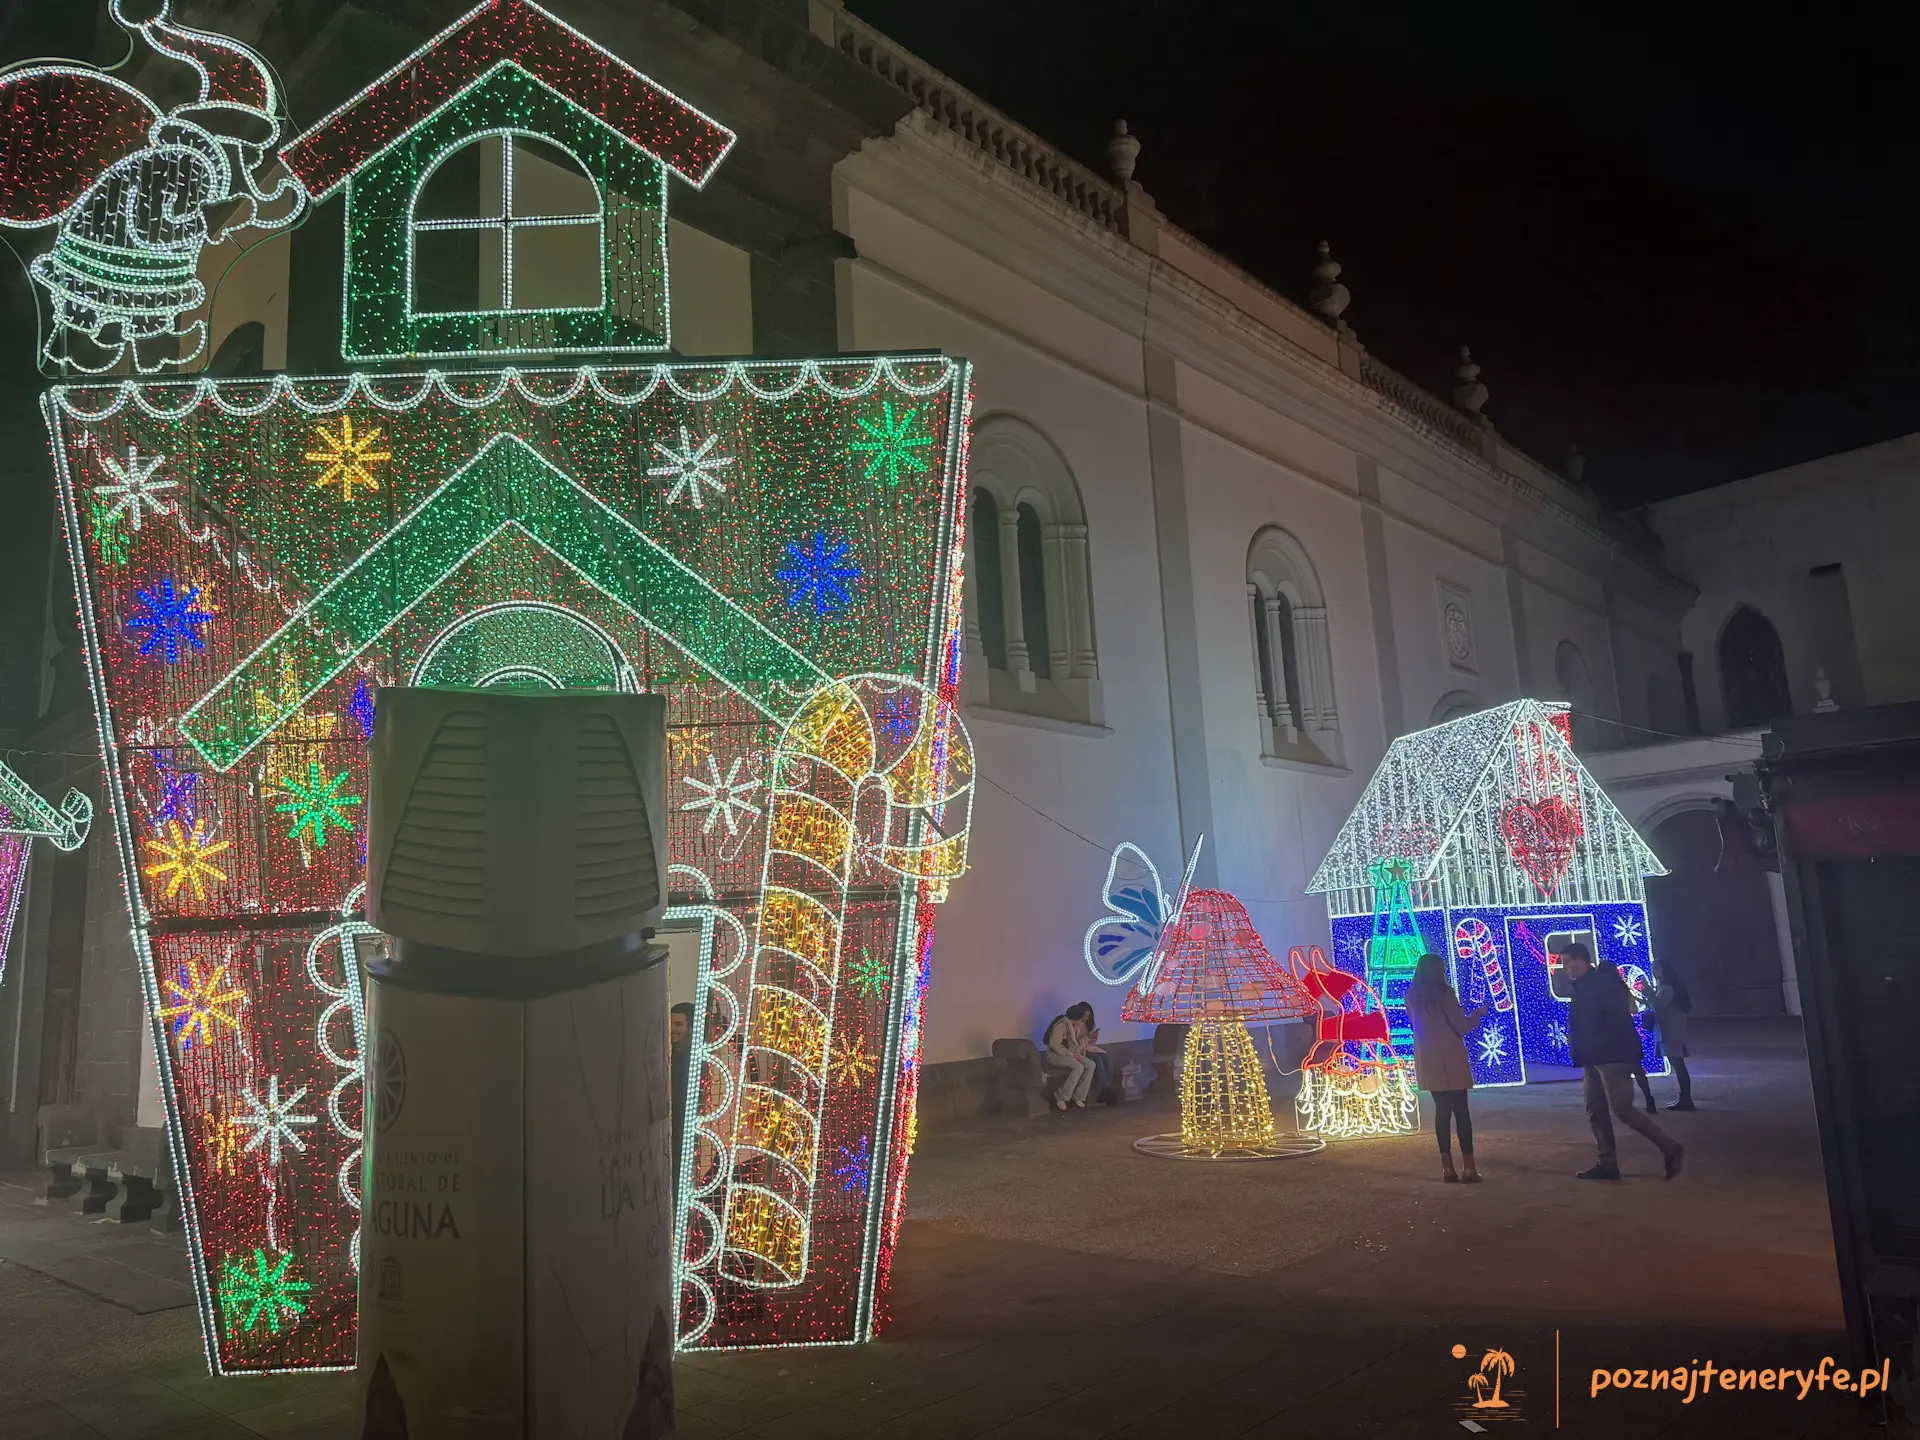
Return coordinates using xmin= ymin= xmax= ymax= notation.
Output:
xmin=1081 ymin=842 xmax=1169 ymax=987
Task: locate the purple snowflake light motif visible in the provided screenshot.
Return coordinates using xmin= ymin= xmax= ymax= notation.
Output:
xmin=349 ymin=678 xmax=376 ymax=741
xmin=776 ymin=533 xmax=860 ymax=616
xmin=153 ymin=763 xmax=198 ymax=829
xmin=833 ymin=1136 xmax=871 ymax=1195
xmin=125 ymin=577 xmax=213 ymax=662
xmin=876 ymin=692 xmax=918 ymax=744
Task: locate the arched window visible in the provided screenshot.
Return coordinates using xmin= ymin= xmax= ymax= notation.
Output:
xmin=1554 ymin=641 xmax=1596 ymax=749
xmin=207 ymin=321 xmax=264 ymax=377
xmin=1247 ymin=527 xmax=1340 ymax=764
xmin=963 ymin=417 xmax=1100 ymax=723
xmin=970 ymin=489 xmax=1007 ymax=670
xmin=1644 ymin=671 xmax=1682 ymax=737
xmin=1430 ymin=691 xmax=1481 ymax=726
xmin=411 ymin=133 xmax=602 ymax=316
xmin=1015 ymin=503 xmax=1050 ymax=681
xmin=1719 ymin=607 xmax=1792 ymax=729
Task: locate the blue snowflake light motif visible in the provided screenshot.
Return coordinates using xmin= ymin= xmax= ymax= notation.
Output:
xmin=1612 ymin=914 xmax=1643 ymax=948
xmin=876 ymin=692 xmax=919 ymax=744
xmin=834 ymin=1136 xmax=872 ymax=1195
xmin=125 ymin=577 xmax=213 ymax=662
xmin=349 ymin=678 xmax=376 ymax=741
xmin=777 ymin=534 xmax=861 ymax=615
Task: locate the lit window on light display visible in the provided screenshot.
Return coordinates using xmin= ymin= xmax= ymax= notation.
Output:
xmin=27 ymin=0 xmax=978 ymax=1375
xmin=1306 ymin=700 xmax=1669 ymax=1091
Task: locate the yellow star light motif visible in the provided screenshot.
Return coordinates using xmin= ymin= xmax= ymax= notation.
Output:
xmin=305 ymin=415 xmax=391 ymax=501
xmin=251 ymin=655 xmax=341 ymax=795
xmin=157 ymin=959 xmax=248 ymax=1050
xmin=666 ymin=727 xmax=712 ymax=770
xmin=202 ymin=1106 xmax=246 ymax=1176
xmin=143 ymin=819 xmax=232 ymax=902
xmin=831 ymin=1035 xmax=877 ymax=1087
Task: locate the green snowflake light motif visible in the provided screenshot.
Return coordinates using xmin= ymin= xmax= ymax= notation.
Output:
xmin=89 ymin=496 xmax=131 ymax=567
xmin=219 ymin=1247 xmax=310 ymax=1336
xmin=848 ymin=947 xmax=892 ymax=998
xmin=272 ymin=760 xmax=362 ymax=848
xmin=850 ymin=401 xmax=934 ymax=487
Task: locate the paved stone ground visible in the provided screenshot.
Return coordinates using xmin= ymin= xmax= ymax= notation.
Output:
xmin=0 ymin=1019 xmax=1912 ymax=1438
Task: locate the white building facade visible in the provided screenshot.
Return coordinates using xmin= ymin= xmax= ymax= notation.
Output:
xmin=804 ymin=8 xmax=1694 ymax=1059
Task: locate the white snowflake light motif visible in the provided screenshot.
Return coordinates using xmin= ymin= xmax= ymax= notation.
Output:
xmin=1476 ymin=1029 xmax=1508 ymax=1065
xmin=233 ymin=1075 xmax=318 ymax=1167
xmin=647 ymin=425 xmax=734 ymax=509
xmin=679 ymin=756 xmax=761 ymax=838
xmin=1548 ymin=1020 xmax=1569 ymax=1055
xmin=93 ymin=446 xmax=177 ymax=531
xmin=1337 ymin=928 xmax=1370 ymax=969
xmin=1612 ymin=914 xmax=1644 ymax=948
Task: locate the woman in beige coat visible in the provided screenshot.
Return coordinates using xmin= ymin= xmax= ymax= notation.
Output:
xmin=1406 ymin=953 xmax=1490 ymax=1183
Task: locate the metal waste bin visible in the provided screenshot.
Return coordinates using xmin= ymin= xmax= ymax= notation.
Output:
xmin=359 ymin=687 xmax=672 ymax=1438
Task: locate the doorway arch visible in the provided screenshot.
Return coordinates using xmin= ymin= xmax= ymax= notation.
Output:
xmin=1643 ymin=807 xmax=1783 ymax=1016
xmin=412 ymin=601 xmax=637 ymax=691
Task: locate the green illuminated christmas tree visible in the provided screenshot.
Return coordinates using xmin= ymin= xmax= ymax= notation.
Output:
xmin=1366 ymin=858 xmax=1425 ymax=1049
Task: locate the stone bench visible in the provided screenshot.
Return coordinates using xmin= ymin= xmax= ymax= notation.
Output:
xmin=1150 ymin=1023 xmax=1187 ymax=1093
xmin=67 ymin=1151 xmax=126 ymax=1216
xmin=34 ymin=1114 xmax=176 ymax=1227
xmin=35 ymin=1103 xmax=100 ymax=1206
xmin=991 ymin=1037 xmax=1150 ymax=1114
xmin=101 ymin=1127 xmax=168 ymax=1225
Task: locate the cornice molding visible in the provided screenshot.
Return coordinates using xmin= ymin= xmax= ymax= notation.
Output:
xmin=844 ymin=120 xmax=1692 ymax=615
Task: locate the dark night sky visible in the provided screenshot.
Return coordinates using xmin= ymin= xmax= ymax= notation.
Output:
xmin=848 ymin=0 xmax=1920 ymax=506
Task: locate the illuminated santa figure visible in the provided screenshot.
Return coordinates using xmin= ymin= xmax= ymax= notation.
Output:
xmin=1306 ymin=700 xmax=1667 ymax=1087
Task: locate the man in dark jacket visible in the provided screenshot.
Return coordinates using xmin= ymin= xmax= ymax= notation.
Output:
xmin=1557 ymin=942 xmax=1683 ymax=1181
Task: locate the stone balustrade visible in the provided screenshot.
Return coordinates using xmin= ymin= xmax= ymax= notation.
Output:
xmin=825 ymin=6 xmax=1126 ymax=234
xmin=819 ymin=2 xmax=1666 ymax=573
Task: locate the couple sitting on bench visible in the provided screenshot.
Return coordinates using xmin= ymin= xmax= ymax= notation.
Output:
xmin=1042 ymin=1002 xmax=1115 ymax=1110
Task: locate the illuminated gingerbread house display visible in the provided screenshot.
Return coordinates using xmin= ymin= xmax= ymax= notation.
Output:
xmin=15 ymin=0 xmax=977 ymax=1374
xmin=1307 ymin=700 xmax=1666 ymax=1088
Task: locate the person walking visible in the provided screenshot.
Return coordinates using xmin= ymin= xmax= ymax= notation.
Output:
xmin=1623 ymin=974 xmax=1660 ymax=1113
xmin=1559 ymin=942 xmax=1684 ymax=1180
xmin=1043 ymin=1010 xmax=1096 ymax=1110
xmin=1649 ymin=958 xmax=1696 ymax=1110
xmin=1405 ymin=953 xmax=1490 ymax=1183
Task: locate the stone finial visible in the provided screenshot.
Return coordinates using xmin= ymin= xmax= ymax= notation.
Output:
xmin=1453 ymin=346 xmax=1489 ymax=418
xmin=1308 ymin=240 xmax=1351 ymax=328
xmin=1106 ymin=120 xmax=1140 ymax=185
xmin=1565 ymin=442 xmax=1586 ymax=484
xmin=1813 ymin=667 xmax=1839 ymax=712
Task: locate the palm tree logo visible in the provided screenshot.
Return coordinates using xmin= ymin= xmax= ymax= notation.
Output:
xmin=1471 ymin=1348 xmax=1515 ymax=1409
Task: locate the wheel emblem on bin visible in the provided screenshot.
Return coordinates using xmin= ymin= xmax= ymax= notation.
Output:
xmin=373 ymin=1029 xmax=407 ymax=1133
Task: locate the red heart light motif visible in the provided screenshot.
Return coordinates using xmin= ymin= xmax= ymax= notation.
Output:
xmin=1498 ymin=796 xmax=1584 ymax=896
